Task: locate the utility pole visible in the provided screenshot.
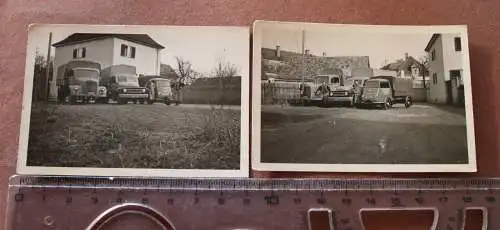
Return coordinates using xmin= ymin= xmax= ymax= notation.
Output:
xmin=301 ymin=29 xmax=305 ymax=85
xmin=44 ymin=32 xmax=52 ymax=102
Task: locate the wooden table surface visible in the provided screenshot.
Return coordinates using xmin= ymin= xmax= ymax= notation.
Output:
xmin=1 ymin=0 xmax=500 ymax=229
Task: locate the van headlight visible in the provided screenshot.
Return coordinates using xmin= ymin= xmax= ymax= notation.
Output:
xmin=122 ymin=88 xmax=127 ymax=93
xmin=344 ymin=91 xmax=349 ymax=96
xmin=142 ymin=88 xmax=146 ymax=93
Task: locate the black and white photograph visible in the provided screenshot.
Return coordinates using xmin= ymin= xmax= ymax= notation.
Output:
xmin=252 ymin=21 xmax=476 ymax=172
xmin=17 ymin=24 xmax=250 ymax=177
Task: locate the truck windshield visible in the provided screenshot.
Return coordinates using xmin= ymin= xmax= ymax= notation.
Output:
xmin=314 ymin=76 xmax=330 ymax=85
xmin=156 ymin=80 xmax=171 ymax=88
xmin=117 ymin=75 xmax=139 ymax=87
xmin=72 ymin=69 xmax=99 ymax=85
xmin=364 ymin=81 xmax=380 ymax=88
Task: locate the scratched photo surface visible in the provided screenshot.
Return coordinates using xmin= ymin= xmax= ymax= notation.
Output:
xmin=17 ymin=24 xmax=250 ymax=177
xmin=252 ymin=21 xmax=476 ymax=172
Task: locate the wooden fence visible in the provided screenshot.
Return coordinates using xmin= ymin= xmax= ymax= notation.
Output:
xmin=261 ymin=82 xmax=301 ymax=105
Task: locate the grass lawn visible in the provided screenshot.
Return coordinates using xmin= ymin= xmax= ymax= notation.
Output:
xmin=26 ymin=103 xmax=240 ymax=169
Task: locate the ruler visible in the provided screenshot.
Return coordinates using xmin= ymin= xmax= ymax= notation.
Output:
xmin=5 ymin=175 xmax=497 ymax=230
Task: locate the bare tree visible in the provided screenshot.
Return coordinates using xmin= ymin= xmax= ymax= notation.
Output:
xmin=212 ymin=60 xmax=238 ymax=107
xmin=418 ymin=53 xmax=431 ymax=89
xmin=174 ymin=56 xmax=196 ymax=87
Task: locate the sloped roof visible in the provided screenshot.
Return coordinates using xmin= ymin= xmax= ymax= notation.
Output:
xmin=261 ymin=47 xmax=303 ymax=61
xmin=52 ymin=33 xmax=164 ymax=49
xmin=425 ymin=34 xmax=440 ymax=52
xmin=382 ymin=56 xmax=426 ymax=73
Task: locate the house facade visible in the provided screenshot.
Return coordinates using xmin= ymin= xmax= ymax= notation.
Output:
xmin=425 ymin=33 xmax=464 ymax=105
xmin=52 ymin=33 xmax=164 ymax=76
xmin=49 ymin=33 xmax=164 ymax=99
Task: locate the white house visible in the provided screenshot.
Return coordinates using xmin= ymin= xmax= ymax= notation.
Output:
xmin=425 ymin=33 xmax=464 ymax=105
xmin=52 ymin=33 xmax=164 ymax=75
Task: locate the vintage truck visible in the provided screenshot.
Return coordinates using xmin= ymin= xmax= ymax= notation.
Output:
xmin=138 ymin=75 xmax=180 ymax=105
xmin=99 ymin=65 xmax=149 ymax=104
xmin=56 ymin=60 xmax=107 ymax=104
xmin=300 ymin=74 xmax=356 ymax=107
xmin=358 ymin=75 xmax=413 ymax=109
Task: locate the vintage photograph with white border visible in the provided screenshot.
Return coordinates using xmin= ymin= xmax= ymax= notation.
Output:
xmin=17 ymin=24 xmax=250 ymax=177
xmin=252 ymin=21 xmax=476 ymax=172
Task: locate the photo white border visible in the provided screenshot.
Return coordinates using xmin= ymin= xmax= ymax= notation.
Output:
xmin=17 ymin=24 xmax=250 ymax=177
xmin=251 ymin=20 xmax=477 ymax=173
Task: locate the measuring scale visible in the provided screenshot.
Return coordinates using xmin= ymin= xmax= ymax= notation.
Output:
xmin=5 ymin=175 xmax=496 ymax=229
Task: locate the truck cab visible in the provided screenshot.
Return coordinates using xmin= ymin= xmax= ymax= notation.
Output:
xmin=60 ymin=67 xmax=102 ymax=104
xmin=301 ymin=74 xmax=342 ymax=104
xmin=300 ymin=74 xmax=356 ymax=107
xmin=100 ymin=65 xmax=149 ymax=104
xmin=359 ymin=76 xmax=412 ymax=109
xmin=105 ymin=74 xmax=148 ymax=104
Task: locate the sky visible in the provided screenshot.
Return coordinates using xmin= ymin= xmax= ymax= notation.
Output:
xmin=261 ymin=27 xmax=434 ymax=69
xmin=28 ymin=25 xmax=249 ymax=75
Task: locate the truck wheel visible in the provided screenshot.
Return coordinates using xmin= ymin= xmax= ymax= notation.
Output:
xmin=139 ymin=99 xmax=145 ymax=104
xmin=118 ymin=99 xmax=127 ymax=105
xmin=404 ymin=96 xmax=412 ymax=108
xmin=69 ymin=96 xmax=77 ymax=105
xmin=383 ymin=98 xmax=392 ymax=110
xmin=133 ymin=99 xmax=137 ymax=104
xmin=164 ymin=100 xmax=171 ymax=105
xmin=348 ymin=96 xmax=355 ymax=107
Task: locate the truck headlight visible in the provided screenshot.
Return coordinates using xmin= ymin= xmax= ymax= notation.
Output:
xmin=122 ymin=88 xmax=127 ymax=93
xmin=344 ymin=91 xmax=348 ymax=96
xmin=142 ymin=88 xmax=146 ymax=93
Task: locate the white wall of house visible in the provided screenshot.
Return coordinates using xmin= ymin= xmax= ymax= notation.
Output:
xmin=112 ymin=38 xmax=160 ymax=75
xmin=442 ymin=33 xmax=463 ymax=82
xmin=427 ymin=33 xmax=464 ymax=104
xmin=427 ymin=35 xmax=447 ymax=104
xmin=53 ymin=38 xmax=115 ymax=76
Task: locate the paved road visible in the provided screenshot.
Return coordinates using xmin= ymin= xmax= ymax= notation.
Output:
xmin=261 ymin=103 xmax=470 ymax=164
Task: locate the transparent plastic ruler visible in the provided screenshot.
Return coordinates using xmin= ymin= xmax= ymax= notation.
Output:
xmin=5 ymin=175 xmax=499 ymax=230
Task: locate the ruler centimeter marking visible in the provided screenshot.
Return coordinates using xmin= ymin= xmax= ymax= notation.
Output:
xmin=5 ymin=176 xmax=499 ymax=230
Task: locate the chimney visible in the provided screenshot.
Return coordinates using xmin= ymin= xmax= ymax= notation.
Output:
xmin=322 ymin=52 xmax=327 ymax=57
xmin=276 ymin=45 xmax=281 ymax=58
xmin=404 ymin=52 xmax=409 ymax=60
xmin=305 ymin=49 xmax=310 ymax=55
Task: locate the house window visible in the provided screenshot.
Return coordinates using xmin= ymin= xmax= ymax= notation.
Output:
xmin=431 ymin=49 xmax=436 ymax=61
xmin=454 ymin=37 xmax=462 ymax=51
xmin=120 ymin=44 xmax=128 ymax=57
xmin=72 ymin=48 xmax=86 ymax=59
xmin=130 ymin=46 xmax=136 ymax=58
xmin=120 ymin=44 xmax=136 ymax=58
xmin=432 ymin=73 xmax=437 ymax=84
